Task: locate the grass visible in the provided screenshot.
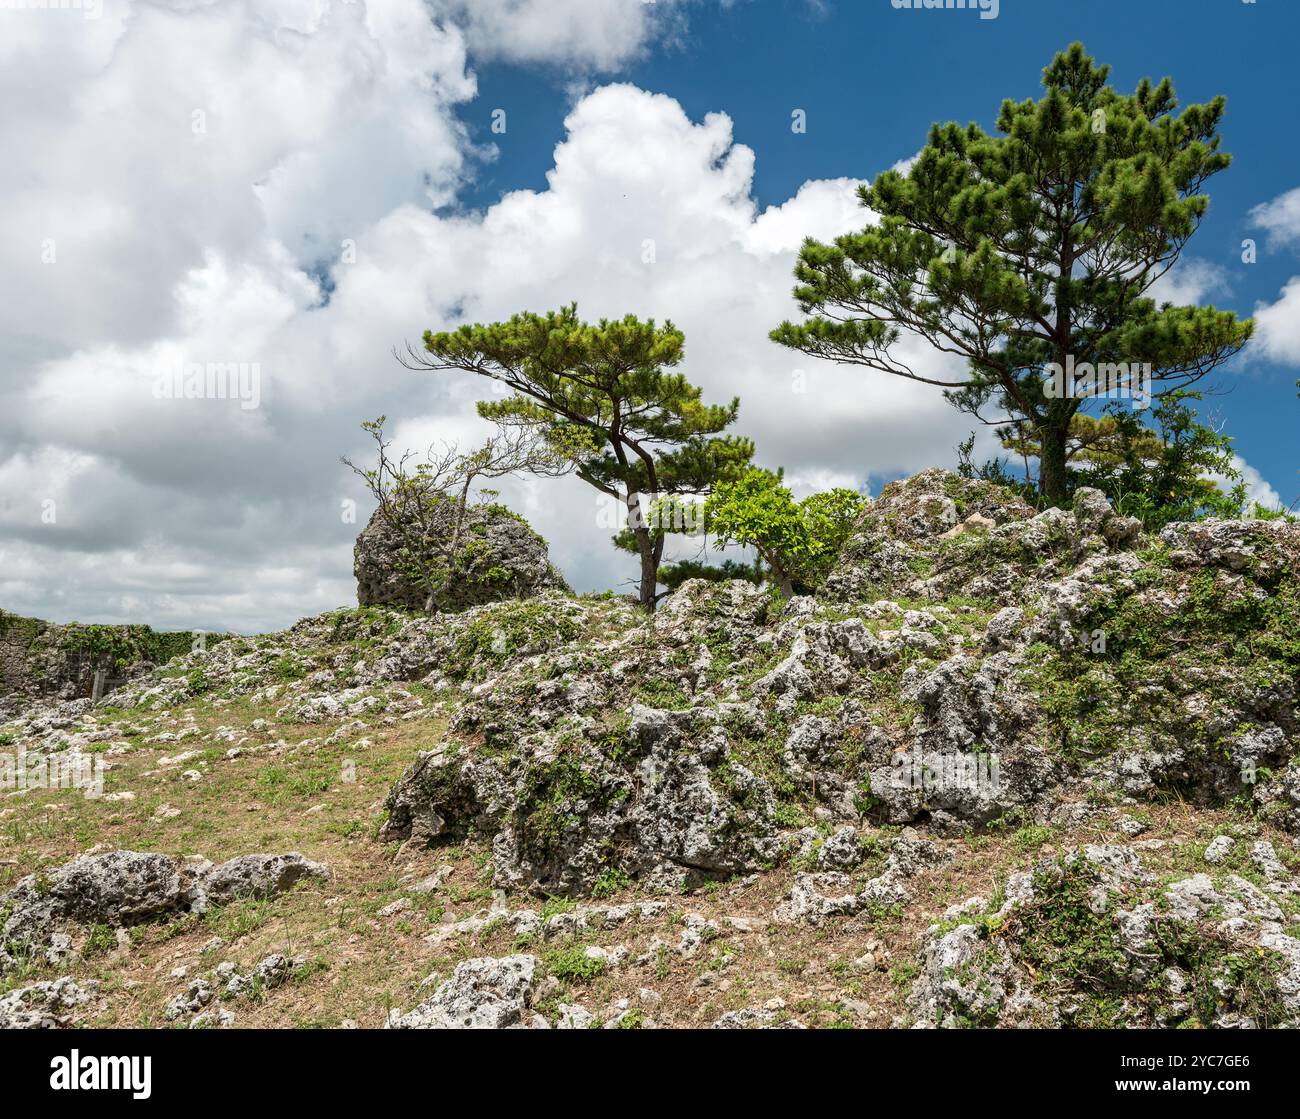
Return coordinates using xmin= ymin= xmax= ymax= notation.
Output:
xmin=1 ymin=726 xmax=1287 ymax=1029
xmin=545 ymin=946 xmax=607 ymax=983
xmin=0 ymin=690 xmax=455 ymax=1027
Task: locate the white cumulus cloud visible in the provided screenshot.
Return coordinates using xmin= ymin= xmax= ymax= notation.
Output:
xmin=1249 ymin=184 xmax=1300 ymax=250
xmin=0 ymin=3 xmax=1001 ymax=632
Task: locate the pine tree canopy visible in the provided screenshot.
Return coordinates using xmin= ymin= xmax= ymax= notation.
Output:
xmin=770 ymin=41 xmax=1253 ymax=502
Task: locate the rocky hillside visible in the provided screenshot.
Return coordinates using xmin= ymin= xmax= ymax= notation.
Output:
xmin=2 ymin=469 xmax=1298 ymax=1029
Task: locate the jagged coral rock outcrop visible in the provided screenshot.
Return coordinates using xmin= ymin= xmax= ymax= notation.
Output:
xmin=0 ymin=610 xmax=217 ymax=712
xmin=373 ymin=471 xmax=1300 ymax=895
xmin=7 ymin=470 xmax=1297 ymax=922
xmin=2 ymin=469 xmax=1299 ymax=1029
xmin=906 ymin=842 xmax=1300 ymax=1028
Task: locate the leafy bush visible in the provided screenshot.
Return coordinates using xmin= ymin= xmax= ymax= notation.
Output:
xmin=705 ymin=468 xmax=864 ymax=597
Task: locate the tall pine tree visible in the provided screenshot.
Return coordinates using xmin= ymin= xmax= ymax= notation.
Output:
xmin=772 ymin=43 xmax=1252 ymax=502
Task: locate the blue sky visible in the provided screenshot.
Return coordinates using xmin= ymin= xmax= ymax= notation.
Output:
xmin=3 ymin=0 xmax=1298 ymax=633
xmin=463 ymin=0 xmax=1300 ymax=504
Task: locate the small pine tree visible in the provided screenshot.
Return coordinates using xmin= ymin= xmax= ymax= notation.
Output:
xmin=403 ymin=305 xmax=752 ymax=608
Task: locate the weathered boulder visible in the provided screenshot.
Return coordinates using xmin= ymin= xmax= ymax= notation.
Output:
xmin=377 ymin=580 xmax=787 ymax=895
xmin=0 ymin=850 xmax=329 ymax=969
xmin=353 ymin=499 xmax=568 ymax=613
xmin=188 ymin=853 xmax=331 ymax=914
xmin=387 ymin=955 xmax=546 ymax=1029
xmin=381 ymin=700 xmax=783 ymax=897
xmin=1 ymin=852 xmax=193 ymax=956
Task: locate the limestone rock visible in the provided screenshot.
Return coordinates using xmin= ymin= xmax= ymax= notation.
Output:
xmin=1 ymin=850 xmax=329 ymax=968
xmin=387 ymin=955 xmax=546 ymax=1029
xmin=0 ymin=977 xmax=97 ymax=1029
xmin=711 ymin=1007 xmax=805 ymax=1029
xmin=906 ymin=844 xmax=1300 ymax=1028
xmin=353 ymin=499 xmax=567 ymax=613
xmin=190 ymin=853 xmax=330 ymax=913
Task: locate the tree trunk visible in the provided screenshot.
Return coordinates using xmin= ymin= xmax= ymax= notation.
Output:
xmin=1037 ymin=420 xmax=1071 ymax=505
xmin=625 ymin=488 xmax=658 ymax=610
xmin=764 ymin=552 xmax=795 ymax=600
xmin=637 ymin=538 xmax=658 ymax=610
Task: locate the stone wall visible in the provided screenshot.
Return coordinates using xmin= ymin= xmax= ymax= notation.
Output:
xmin=0 ymin=611 xmax=222 ymax=713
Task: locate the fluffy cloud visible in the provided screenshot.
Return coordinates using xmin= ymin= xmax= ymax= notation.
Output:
xmin=1251 ymin=275 xmax=1300 ymax=364
xmin=1249 ymin=184 xmax=1300 ymax=251
xmin=1231 ymin=455 xmax=1286 ymax=514
xmin=1248 ymin=184 xmax=1300 ymax=363
xmin=0 ymin=3 xmax=993 ymax=632
xmin=1 ymin=0 xmax=476 ymax=385
xmin=1148 ymin=258 xmax=1228 ymax=307
xmin=435 ymin=0 xmax=676 ymax=70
